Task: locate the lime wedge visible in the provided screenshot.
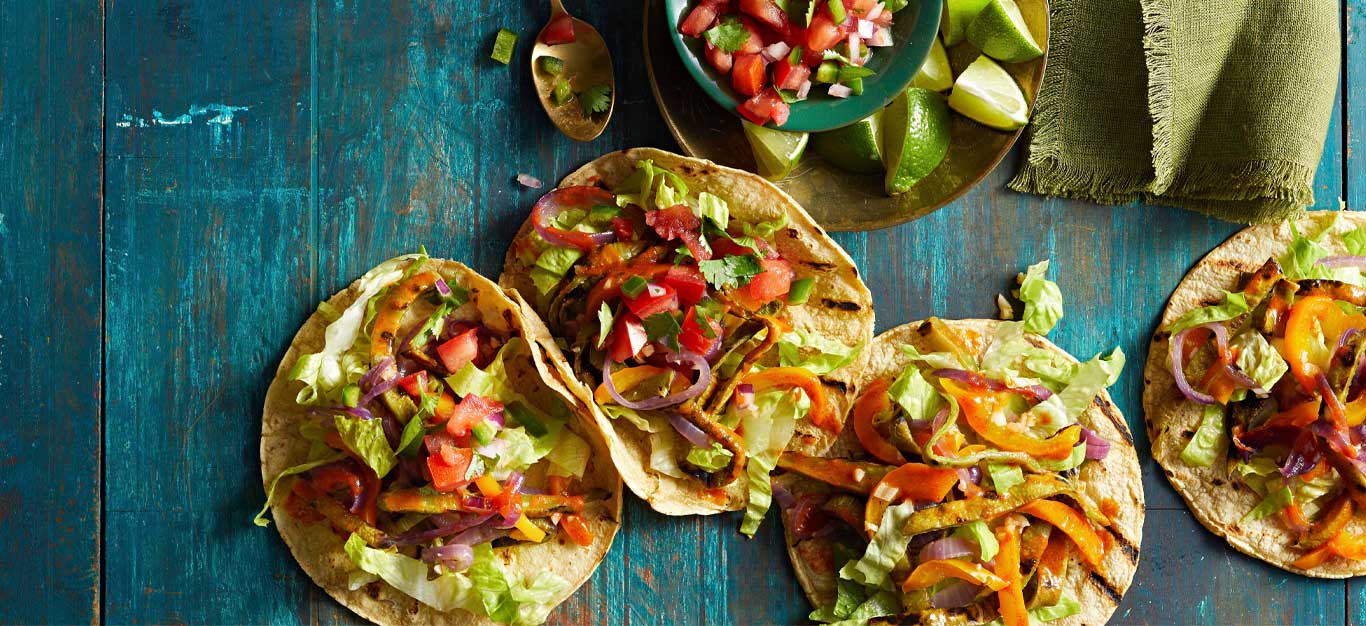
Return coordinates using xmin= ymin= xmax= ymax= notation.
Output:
xmin=880 ymin=88 xmax=951 ymax=195
xmin=811 ymin=113 xmax=883 ymax=175
xmin=743 ymin=121 xmax=809 ymax=180
xmin=948 ymin=55 xmax=1029 ymax=130
xmin=966 ymin=0 xmax=1043 ymax=63
xmin=940 ymin=0 xmax=990 ymax=46
xmin=911 ymin=36 xmax=954 ymax=92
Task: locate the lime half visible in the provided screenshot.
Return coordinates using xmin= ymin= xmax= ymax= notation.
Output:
xmin=743 ymin=121 xmax=809 ymax=180
xmin=940 ymin=0 xmax=990 ymax=46
xmin=911 ymin=36 xmax=954 ymax=92
xmin=881 ymin=88 xmax=951 ymax=195
xmin=948 ymin=55 xmax=1029 ymax=130
xmin=966 ymin=0 xmax=1043 ymax=63
xmin=811 ymin=113 xmax=883 ymax=175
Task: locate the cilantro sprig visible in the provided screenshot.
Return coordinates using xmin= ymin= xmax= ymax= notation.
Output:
xmin=698 ymin=254 xmax=764 ymax=290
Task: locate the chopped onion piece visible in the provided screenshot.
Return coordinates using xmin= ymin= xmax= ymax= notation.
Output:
xmin=764 ymin=41 xmax=790 ymax=62
xmin=848 ymin=33 xmax=862 ymax=65
xmin=872 ymin=482 xmax=899 ymax=501
xmin=869 ymin=26 xmax=893 ymax=47
xmin=828 ymin=84 xmax=853 ymax=98
xmin=867 ymin=2 xmax=885 ymax=20
xmin=918 ymin=536 xmax=976 ymax=562
xmin=858 ymin=19 xmax=875 ymax=39
xmin=931 ymin=579 xmax=981 ymax=609
xmin=796 ymin=79 xmax=813 ymax=100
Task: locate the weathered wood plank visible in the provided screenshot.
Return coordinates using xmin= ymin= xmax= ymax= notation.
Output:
xmin=101 ymin=1 xmax=318 ymax=623
xmin=0 ymin=2 xmax=104 ymax=624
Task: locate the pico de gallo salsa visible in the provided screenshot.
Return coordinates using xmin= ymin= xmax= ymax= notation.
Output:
xmin=1162 ymin=218 xmax=1366 ymax=571
xmin=515 ymin=159 xmax=863 ymax=535
xmin=678 ymin=0 xmax=901 ymax=126
xmin=774 ymin=268 xmax=1133 ymax=625
xmin=257 ymin=254 xmax=611 ymax=625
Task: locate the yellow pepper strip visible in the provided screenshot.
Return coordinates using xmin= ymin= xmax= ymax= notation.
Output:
xmin=901 ymin=559 xmax=1007 ymax=592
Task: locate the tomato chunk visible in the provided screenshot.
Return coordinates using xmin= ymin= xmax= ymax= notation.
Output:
xmin=768 ymin=95 xmax=791 ymax=126
xmin=446 ymin=393 xmax=503 ymax=437
xmin=396 ymin=371 xmax=428 ymax=398
xmin=679 ymin=2 xmax=718 ymax=37
xmin=732 ymin=52 xmax=767 ymax=96
xmin=625 ymin=282 xmax=679 ymax=318
xmin=739 ymin=0 xmax=787 ymax=30
xmin=663 ymin=265 xmax=707 ymax=306
xmin=773 ymin=59 xmax=810 ymax=91
xmin=736 ymin=258 xmax=794 ymax=307
xmin=436 ymin=328 xmax=479 ymax=373
xmin=609 ymin=314 xmax=648 ymax=363
xmin=806 ymin=14 xmax=843 ymax=52
xmin=427 ymin=446 xmax=473 ymax=492
xmin=679 ymin=306 xmax=723 ymax=355
xmin=705 ymin=42 xmax=734 ymax=74
xmin=541 ymin=14 xmax=576 ymax=44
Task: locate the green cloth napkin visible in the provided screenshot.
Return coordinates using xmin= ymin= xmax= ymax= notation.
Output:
xmin=1009 ymin=0 xmax=1340 ymax=223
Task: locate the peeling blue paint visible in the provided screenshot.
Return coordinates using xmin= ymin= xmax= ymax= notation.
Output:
xmin=114 ymin=104 xmax=250 ymax=128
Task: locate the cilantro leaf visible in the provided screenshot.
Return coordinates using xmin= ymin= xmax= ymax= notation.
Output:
xmin=643 ymin=312 xmax=683 ymax=351
xmin=704 ymin=16 xmax=750 ymax=53
xmin=579 ymin=84 xmax=612 ymax=116
xmin=698 ymin=254 xmax=764 ymax=290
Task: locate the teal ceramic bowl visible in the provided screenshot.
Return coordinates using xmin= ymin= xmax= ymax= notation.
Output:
xmin=664 ymin=0 xmax=944 ymax=133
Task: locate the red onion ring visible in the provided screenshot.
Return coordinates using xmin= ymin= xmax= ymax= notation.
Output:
xmin=434 ymin=277 xmax=452 ymax=297
xmin=918 ymin=536 xmax=976 ymax=563
xmin=1080 ymin=427 xmax=1111 ymax=460
xmin=601 ymin=352 xmax=713 ymax=411
xmin=1169 ymin=326 xmax=1219 ymax=405
xmin=930 ymin=579 xmax=981 ymax=609
xmin=421 ymin=543 xmax=474 ymax=571
xmin=447 ymin=523 xmax=508 ymax=547
xmin=1317 ymin=256 xmax=1366 ymax=269
xmin=531 ymin=186 xmax=618 ymax=251
xmin=383 ymin=512 xmax=495 ymax=547
xmin=668 ymin=411 xmax=713 ymax=448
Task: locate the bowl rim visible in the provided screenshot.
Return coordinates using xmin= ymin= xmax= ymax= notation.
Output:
xmin=662 ymin=0 xmax=945 ymax=133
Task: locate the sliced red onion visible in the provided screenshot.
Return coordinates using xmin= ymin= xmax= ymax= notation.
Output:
xmin=761 ymin=41 xmax=790 ymax=64
xmin=857 ymin=19 xmax=875 ymax=38
xmin=869 ymin=26 xmax=893 ymax=47
xmin=397 ymin=322 xmax=428 ymax=356
xmin=918 ymin=536 xmax=976 ymax=562
xmin=380 ymin=409 xmax=402 ymax=448
xmin=356 ymin=358 xmax=400 ymax=408
xmin=601 ymin=352 xmax=712 ymax=410
xmin=313 ymin=406 xmax=377 ymax=421
xmin=957 ymin=466 xmax=981 ymax=488
xmin=487 ymin=410 xmax=506 ymax=428
xmin=384 ymin=512 xmax=494 ymax=547
xmin=463 ymin=495 xmax=494 ymax=513
xmin=434 ymin=277 xmax=452 ymax=297
xmin=931 ymin=579 xmax=981 ymax=609
xmin=796 ymin=79 xmax=812 ymax=100
xmin=828 ymin=84 xmax=852 ymax=98
xmin=669 ymin=411 xmax=713 ymax=448
xmin=1168 ymin=326 xmax=1219 ymax=405
xmin=422 ymin=543 xmax=475 ymax=571
xmin=531 ymin=187 xmax=618 ymax=251
xmin=772 ymin=480 xmax=796 ymax=510
xmin=516 ymin=173 xmax=544 ymax=189
xmin=1317 ymin=256 xmax=1366 ymax=269
xmin=1279 ymin=430 xmax=1323 ymax=478
xmin=847 ymin=33 xmax=863 ymax=65
xmin=448 ymin=523 xmax=508 ymax=547
xmin=866 ymin=2 xmax=885 ymax=20
xmin=1080 ymin=428 xmax=1111 ymax=460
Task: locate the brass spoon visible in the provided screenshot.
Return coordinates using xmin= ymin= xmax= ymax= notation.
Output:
xmin=531 ymin=0 xmax=615 ymax=142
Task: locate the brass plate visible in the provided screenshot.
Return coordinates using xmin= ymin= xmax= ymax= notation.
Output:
xmin=643 ymin=0 xmax=1050 ymax=232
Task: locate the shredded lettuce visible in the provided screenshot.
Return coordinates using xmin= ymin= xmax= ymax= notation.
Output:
xmin=953 ymin=520 xmax=999 ymax=562
xmin=739 ymin=390 xmax=800 ymax=536
xmin=468 ymin=544 xmax=571 ymax=625
xmin=886 ymin=364 xmax=942 ymax=422
xmin=1231 ymin=330 xmax=1288 ymax=392
xmin=839 ymin=501 xmax=917 ymax=588
xmin=741 ymin=213 xmax=789 ymax=239
xmin=545 ymin=429 xmax=590 ymax=478
xmin=984 ymin=595 xmax=1082 ymax=626
xmin=987 ymin=462 xmax=1025 ymax=493
xmin=335 ymin=414 xmax=397 ymax=478
xmin=1180 ymin=403 xmax=1227 ymax=468
xmin=777 ymin=330 xmax=862 ymax=375
xmin=1026 ymin=348 xmax=1124 ymax=434
xmin=253 ymin=451 xmax=347 ymax=526
xmin=1166 ymin=291 xmax=1250 ymax=334
xmin=697 ymin=191 xmax=729 ymax=229
xmin=600 ymin=403 xmax=657 ymax=433
xmin=740 ymin=452 xmax=778 ymax=537
xmin=1346 ymin=226 xmax=1366 ymax=256
xmin=1240 ymin=486 xmax=1294 ymax=525
xmin=289 ymin=254 xmax=423 ymax=404
xmin=484 ymin=427 xmax=545 ymax=479
xmin=344 ymin=534 xmax=476 ymax=612
xmin=686 ymin=443 xmax=734 ymax=472
xmin=1279 ymin=216 xmax=1366 ymax=286
xmin=980 ymin=321 xmax=1032 ymax=381
xmin=1019 ymin=260 xmax=1064 ymax=335
xmin=899 ymin=344 xmax=969 ymax=370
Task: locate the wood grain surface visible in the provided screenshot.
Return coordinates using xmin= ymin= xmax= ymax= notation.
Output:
xmin=0 ymin=0 xmax=1358 ymax=624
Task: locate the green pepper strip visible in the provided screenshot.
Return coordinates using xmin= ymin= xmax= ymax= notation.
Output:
xmin=900 ymin=476 xmax=1067 ymax=537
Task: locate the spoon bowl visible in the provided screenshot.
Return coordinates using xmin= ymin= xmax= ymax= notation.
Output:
xmin=532 ymin=0 xmax=615 ymax=142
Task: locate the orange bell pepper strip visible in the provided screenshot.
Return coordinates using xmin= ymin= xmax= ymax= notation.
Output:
xmin=901 ymin=559 xmax=1007 ymax=592
xmin=1282 ymin=295 xmax=1366 ymax=391
xmin=741 ymin=367 xmax=836 ymax=432
xmin=1198 ymin=348 xmax=1243 ymax=405
xmin=850 ymin=378 xmax=907 ymax=465
xmin=1017 ymin=499 xmax=1107 ymax=574
xmin=993 ymin=518 xmax=1029 ymax=626
xmin=594 ymin=365 xmax=684 ymax=405
xmin=776 ymin=452 xmax=890 ymax=496
xmin=370 ymin=271 xmax=442 ymax=362
xmin=942 ymin=381 xmax=1081 ymax=460
xmin=558 ymin=513 xmax=595 ymax=547
xmin=1293 ymin=530 xmax=1366 ymax=569
xmin=863 ymin=462 xmax=958 ymax=535
xmin=1268 ymin=399 xmax=1323 ymax=428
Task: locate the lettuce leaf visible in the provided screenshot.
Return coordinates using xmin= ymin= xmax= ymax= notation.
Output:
xmin=839 ymin=500 xmax=918 ymax=588
xmin=1165 ymin=291 xmax=1250 ymax=335
xmin=1019 ymin=260 xmax=1064 ymax=335
xmin=741 ymin=213 xmax=790 ymax=239
xmin=468 ymin=543 xmax=571 ymax=625
xmin=1240 ymin=486 xmax=1293 ymax=525
xmin=777 ymin=330 xmax=862 ymax=375
xmin=335 ymin=414 xmax=397 ymax=478
xmin=887 ymin=364 xmax=942 ymax=422
xmin=899 ymin=344 xmax=969 ymax=370
xmin=953 ymin=520 xmax=999 ymax=562
xmin=686 ymin=443 xmax=734 ymax=472
xmin=253 ymin=451 xmax=347 ymax=526
xmin=1346 ymin=226 xmax=1366 ymax=256
xmin=1231 ymin=330 xmax=1288 ymax=392
xmin=344 ymin=534 xmax=476 ymax=613
xmin=987 ymin=462 xmax=1025 ymax=494
xmin=980 ymin=321 xmax=1032 ymax=381
xmin=984 ymin=595 xmax=1082 ymax=626
xmin=1026 ymin=348 xmax=1124 ymax=434
xmin=739 ymin=390 xmax=801 ymax=536
xmin=1180 ymin=403 xmax=1227 ymax=468
xmin=697 ymin=191 xmax=729 ymax=229
xmin=545 ymin=429 xmax=591 ymax=478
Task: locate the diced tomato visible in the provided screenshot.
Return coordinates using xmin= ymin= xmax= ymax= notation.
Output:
xmin=559 ymin=513 xmax=596 ymax=547
xmin=608 ymin=314 xmax=648 ymax=363
xmin=705 ymin=42 xmax=734 ymax=74
xmin=663 ymin=265 xmax=707 ymax=306
xmin=445 ymin=393 xmax=503 ymax=437
xmin=769 ymin=96 xmax=791 ymax=126
xmin=737 ymin=258 xmax=795 ymax=306
xmin=738 ymin=89 xmax=788 ymax=127
xmin=801 ymin=46 xmax=825 ymax=67
xmin=735 ymin=17 xmax=764 ymax=54
xmin=679 ymin=307 xmax=723 ymax=355
xmin=806 ymin=14 xmax=843 ymax=52
xmin=396 ymin=371 xmax=428 ymax=398
xmin=646 ymin=205 xmax=710 ymax=260
xmin=611 ymin=215 xmax=635 ymax=240
xmin=679 ymin=2 xmax=718 ymax=37
xmin=541 ymin=14 xmax=577 ymax=44
xmin=737 ymin=96 xmax=770 ymax=125
xmin=732 ymin=52 xmax=767 ymax=96
xmin=427 ymin=446 xmax=472 ymax=492
xmin=424 ymin=433 xmax=457 ymax=455
xmin=773 ymin=58 xmax=810 ymax=91
xmin=625 ymin=283 xmax=679 ymax=318
xmin=436 ymin=328 xmax=479 ymax=373
xmin=740 ymin=0 xmax=787 ymax=30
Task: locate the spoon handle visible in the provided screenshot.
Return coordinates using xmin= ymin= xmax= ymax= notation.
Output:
xmin=549 ymin=0 xmax=567 ymax=17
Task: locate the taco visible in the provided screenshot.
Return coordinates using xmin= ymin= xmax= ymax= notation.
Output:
xmin=499 ymin=147 xmax=874 ymax=529
xmin=257 ymin=252 xmax=622 ymax=625
xmin=1145 ymin=211 xmax=1366 ymax=576
xmin=776 ymin=263 xmax=1144 ymax=626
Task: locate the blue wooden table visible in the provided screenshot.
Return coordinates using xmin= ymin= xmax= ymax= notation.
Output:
xmin=0 ymin=1 xmax=1359 ymax=624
